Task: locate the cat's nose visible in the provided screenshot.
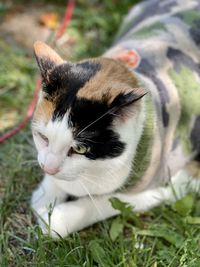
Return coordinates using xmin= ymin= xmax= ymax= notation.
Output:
xmin=40 ymin=162 xmax=59 ymax=175
xmin=41 ymin=152 xmax=62 ymax=175
xmin=43 ymin=165 xmax=59 ymax=175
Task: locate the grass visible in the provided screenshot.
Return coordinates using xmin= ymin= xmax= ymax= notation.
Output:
xmin=1 ymin=1 xmax=200 ymax=266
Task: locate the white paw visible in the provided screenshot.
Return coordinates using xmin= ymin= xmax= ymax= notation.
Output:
xmin=38 ymin=209 xmax=69 ymax=238
xmin=37 ymin=202 xmax=87 ymax=238
xmin=37 ymin=211 xmax=61 ymax=238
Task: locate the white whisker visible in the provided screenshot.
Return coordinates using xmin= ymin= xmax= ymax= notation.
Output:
xmin=81 ymin=175 xmax=104 ymax=189
xmin=78 ymin=180 xmax=103 ymax=217
xmin=80 ymin=138 xmax=103 ymax=144
xmin=77 ymin=106 xmax=117 ymax=136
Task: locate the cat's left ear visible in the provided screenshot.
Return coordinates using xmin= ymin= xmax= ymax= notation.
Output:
xmin=33 ymin=41 xmax=64 ymax=81
xmin=110 ymin=87 xmax=147 ymax=112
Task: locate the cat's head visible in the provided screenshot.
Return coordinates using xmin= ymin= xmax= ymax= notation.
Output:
xmin=32 ymin=41 xmax=146 ymax=188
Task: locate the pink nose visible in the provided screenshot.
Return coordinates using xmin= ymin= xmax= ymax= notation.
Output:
xmin=42 ymin=165 xmax=59 ymax=175
xmin=41 ymin=153 xmax=62 ymax=175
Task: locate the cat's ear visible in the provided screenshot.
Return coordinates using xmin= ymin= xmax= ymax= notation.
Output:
xmin=110 ymin=87 xmax=147 ymax=113
xmin=33 ymin=41 xmax=64 ymax=81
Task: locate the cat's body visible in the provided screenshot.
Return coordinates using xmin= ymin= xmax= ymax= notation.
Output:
xmin=32 ymin=0 xmax=200 ymax=237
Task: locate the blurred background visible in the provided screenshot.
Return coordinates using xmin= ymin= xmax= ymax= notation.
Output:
xmin=0 ymin=0 xmax=136 ymax=134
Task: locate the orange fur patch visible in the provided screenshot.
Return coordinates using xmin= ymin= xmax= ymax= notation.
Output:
xmin=33 ymin=98 xmax=54 ymax=124
xmin=77 ymin=58 xmax=144 ymax=104
xmin=34 ymin=41 xmax=64 ymax=65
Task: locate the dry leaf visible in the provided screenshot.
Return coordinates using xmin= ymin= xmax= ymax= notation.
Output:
xmin=39 ymin=12 xmax=59 ymax=29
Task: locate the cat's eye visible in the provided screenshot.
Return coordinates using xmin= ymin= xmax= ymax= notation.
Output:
xmin=72 ymin=145 xmax=89 ymax=155
xmin=38 ymin=132 xmax=49 ymax=144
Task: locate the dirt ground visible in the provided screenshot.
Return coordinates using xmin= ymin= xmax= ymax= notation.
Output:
xmin=0 ymin=1 xmax=78 ymax=58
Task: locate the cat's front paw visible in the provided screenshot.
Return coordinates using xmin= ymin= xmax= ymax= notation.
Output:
xmin=37 ymin=211 xmax=62 ymax=238
xmin=37 ymin=202 xmax=86 ymax=238
xmin=36 ymin=208 xmax=67 ymax=238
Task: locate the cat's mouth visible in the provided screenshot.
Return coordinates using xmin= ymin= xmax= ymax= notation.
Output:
xmin=38 ymin=156 xmax=81 ymax=181
xmin=40 ymin=165 xmax=72 ymax=181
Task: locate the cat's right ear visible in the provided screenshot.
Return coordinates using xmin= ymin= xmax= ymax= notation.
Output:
xmin=33 ymin=41 xmax=64 ymax=82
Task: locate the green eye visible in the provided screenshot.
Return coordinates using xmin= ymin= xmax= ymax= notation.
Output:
xmin=73 ymin=145 xmax=89 ymax=154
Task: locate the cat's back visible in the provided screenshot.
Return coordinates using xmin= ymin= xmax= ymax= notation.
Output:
xmin=106 ymin=0 xmax=200 ymax=190
xmin=114 ymin=0 xmax=200 ymax=142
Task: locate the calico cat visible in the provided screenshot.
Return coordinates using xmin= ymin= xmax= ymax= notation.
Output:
xmin=31 ymin=0 xmax=200 ymax=238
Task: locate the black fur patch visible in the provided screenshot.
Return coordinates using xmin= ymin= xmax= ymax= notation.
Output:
xmin=36 ymin=57 xmax=55 ymax=81
xmin=71 ymin=98 xmax=125 ymax=159
xmin=137 ymin=58 xmax=170 ymax=127
xmin=167 ymin=48 xmax=200 ymax=75
xmin=190 ymin=20 xmax=200 ymax=46
xmin=191 ymin=116 xmax=200 ymax=155
xmin=111 ymin=91 xmax=146 ymax=110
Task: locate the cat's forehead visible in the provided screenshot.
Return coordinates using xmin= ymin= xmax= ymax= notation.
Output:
xmin=34 ymin=57 xmax=141 ymax=125
xmin=46 ymin=57 xmax=138 ymax=103
xmin=44 ymin=60 xmax=101 ymax=99
xmin=75 ymin=58 xmax=139 ymax=103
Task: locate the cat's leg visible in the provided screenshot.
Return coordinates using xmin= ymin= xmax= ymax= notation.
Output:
xmin=39 ymin=169 xmax=200 ymax=238
xmin=31 ymin=175 xmax=67 ymax=217
xmin=38 ymin=187 xmax=168 ymax=238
